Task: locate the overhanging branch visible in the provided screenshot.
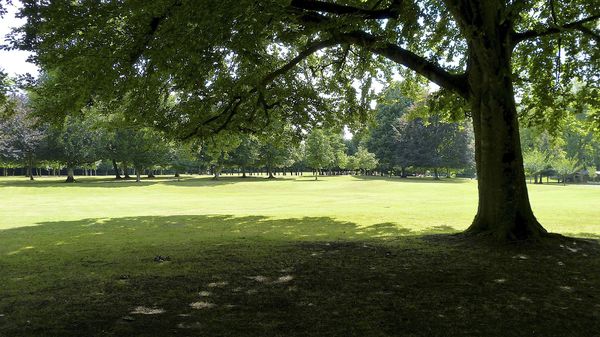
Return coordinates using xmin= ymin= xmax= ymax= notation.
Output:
xmin=260 ymin=38 xmax=339 ymax=86
xmin=182 ymin=38 xmax=338 ymax=139
xmin=290 ymin=0 xmax=402 ymax=20
xmin=336 ymin=30 xmax=469 ymax=99
xmin=513 ymin=14 xmax=600 ymax=45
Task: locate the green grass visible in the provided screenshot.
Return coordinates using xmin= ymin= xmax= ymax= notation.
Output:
xmin=1 ymin=174 xmax=599 ymax=235
xmin=1 ymin=175 xmax=599 ymax=336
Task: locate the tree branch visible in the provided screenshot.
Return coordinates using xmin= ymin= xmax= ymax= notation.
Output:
xmin=182 ymin=38 xmax=339 ymax=139
xmin=290 ymin=0 xmax=402 ymax=20
xmin=335 ymin=30 xmax=469 ymax=98
xmin=259 ymin=38 xmax=339 ymax=86
xmin=513 ymin=14 xmax=600 ymax=45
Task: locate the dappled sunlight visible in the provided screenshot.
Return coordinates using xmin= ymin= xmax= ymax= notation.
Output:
xmin=0 ymin=213 xmax=599 ymax=336
xmin=130 ymin=306 xmax=166 ymax=315
xmin=189 ymin=301 xmax=216 ymax=310
xmin=6 ymin=245 xmax=34 ymax=256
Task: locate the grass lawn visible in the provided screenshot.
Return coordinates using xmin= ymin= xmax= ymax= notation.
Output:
xmin=1 ymin=175 xmax=599 ymax=336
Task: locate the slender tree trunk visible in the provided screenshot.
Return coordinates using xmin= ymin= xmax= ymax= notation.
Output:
xmin=112 ymin=160 xmax=122 ymax=179
xmin=464 ymin=22 xmax=546 ymax=240
xmin=212 ymin=165 xmax=221 ymax=180
xmin=28 ymin=157 xmax=34 ymax=181
xmin=136 ymin=169 xmax=141 ymax=182
xmin=433 ymin=168 xmax=439 ymax=180
xmin=65 ymin=167 xmax=75 ymax=183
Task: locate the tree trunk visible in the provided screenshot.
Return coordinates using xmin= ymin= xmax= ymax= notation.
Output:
xmin=212 ymin=165 xmax=221 ymax=180
xmin=28 ymin=162 xmax=34 ymax=180
xmin=464 ymin=23 xmax=547 ymax=241
xmin=136 ymin=170 xmax=141 ymax=182
xmin=65 ymin=167 xmax=75 ymax=183
xmin=112 ymin=160 xmax=122 ymax=179
xmin=433 ymin=168 xmax=439 ymax=180
xmin=123 ymin=163 xmax=131 ymax=179
xmin=267 ymin=166 xmax=275 ymax=179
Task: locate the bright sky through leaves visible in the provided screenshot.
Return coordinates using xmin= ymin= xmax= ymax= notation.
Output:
xmin=0 ymin=3 xmax=38 ymax=77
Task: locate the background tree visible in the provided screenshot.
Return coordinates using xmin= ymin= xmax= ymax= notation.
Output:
xmin=552 ymin=154 xmax=581 ymax=186
xmin=201 ymin=132 xmax=241 ymax=180
xmin=168 ymin=142 xmax=199 ymax=179
xmin=367 ymin=85 xmax=411 ymax=175
xmin=328 ymin=130 xmax=349 ymax=175
xmin=257 ymin=124 xmax=296 ymax=179
xmin=229 ymin=135 xmax=260 ymax=178
xmin=52 ymin=115 xmax=103 ymax=182
xmin=352 ymin=146 xmax=379 ymax=175
xmin=523 ymin=150 xmax=548 ymax=184
xmin=305 ymin=129 xmax=334 ymax=180
xmin=126 ymin=128 xmax=170 ymax=182
xmin=0 ymin=95 xmax=46 ymax=180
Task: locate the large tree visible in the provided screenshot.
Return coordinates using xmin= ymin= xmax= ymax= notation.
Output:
xmin=15 ymin=0 xmax=599 ymax=240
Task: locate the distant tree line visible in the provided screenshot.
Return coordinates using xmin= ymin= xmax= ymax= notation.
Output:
xmin=521 ymin=114 xmax=600 ymax=185
xmin=2 ymin=88 xmax=597 ymax=184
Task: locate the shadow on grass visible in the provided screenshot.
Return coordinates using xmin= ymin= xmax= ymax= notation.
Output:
xmin=347 ymin=175 xmax=475 ymax=184
xmin=1 ymin=215 xmax=599 ymax=337
xmin=0 ymin=175 xmax=290 ymax=189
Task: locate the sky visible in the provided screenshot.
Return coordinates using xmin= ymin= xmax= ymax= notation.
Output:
xmin=0 ymin=3 xmax=39 ymax=77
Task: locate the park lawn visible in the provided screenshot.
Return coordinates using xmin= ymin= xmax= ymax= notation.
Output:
xmin=1 ymin=175 xmax=599 ymax=336
xmin=1 ymin=174 xmax=599 ymax=235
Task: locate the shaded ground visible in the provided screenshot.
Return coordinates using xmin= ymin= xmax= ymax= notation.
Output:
xmin=1 ymin=215 xmax=599 ymax=336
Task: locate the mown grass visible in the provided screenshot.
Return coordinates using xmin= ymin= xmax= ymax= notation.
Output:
xmin=1 ymin=175 xmax=599 ymax=336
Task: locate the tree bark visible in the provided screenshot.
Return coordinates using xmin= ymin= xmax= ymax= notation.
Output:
xmin=65 ymin=167 xmax=75 ymax=183
xmin=112 ymin=160 xmax=122 ymax=179
xmin=464 ymin=19 xmax=547 ymax=240
xmin=267 ymin=165 xmax=275 ymax=179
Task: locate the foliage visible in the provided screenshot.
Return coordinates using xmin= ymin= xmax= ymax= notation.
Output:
xmin=552 ymin=154 xmax=581 ymax=185
xmin=257 ymin=123 xmax=297 ymax=177
xmin=54 ymin=115 xmax=104 ymax=170
xmin=328 ymin=130 xmax=349 ymax=170
xmin=305 ymin=128 xmax=333 ymax=178
xmin=366 ymin=84 xmax=411 ymax=173
xmin=523 ymin=149 xmax=548 ymax=181
xmin=229 ymin=135 xmax=260 ymax=175
xmin=0 ymin=95 xmax=46 ymax=170
xmin=391 ymin=114 xmax=473 ymax=174
xmin=351 ymin=145 xmax=378 ymax=173
xmin=200 ymin=131 xmax=241 ymax=178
